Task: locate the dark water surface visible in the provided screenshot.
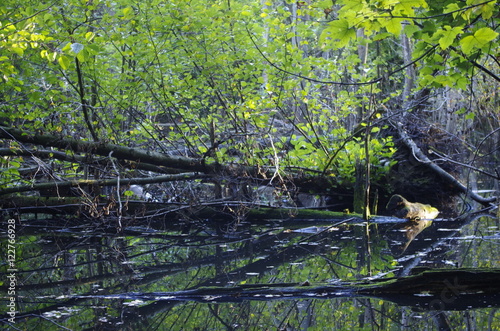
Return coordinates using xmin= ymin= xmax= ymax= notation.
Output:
xmin=1 ymin=203 xmax=499 ymax=330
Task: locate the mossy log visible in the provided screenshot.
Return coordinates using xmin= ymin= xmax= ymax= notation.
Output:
xmin=386 ymin=194 xmax=439 ymax=220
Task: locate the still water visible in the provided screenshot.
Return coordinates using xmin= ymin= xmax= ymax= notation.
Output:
xmin=1 ymin=203 xmax=499 ymax=330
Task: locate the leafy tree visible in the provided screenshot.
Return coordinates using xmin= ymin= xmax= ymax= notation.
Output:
xmin=0 ymin=0 xmax=497 ymax=211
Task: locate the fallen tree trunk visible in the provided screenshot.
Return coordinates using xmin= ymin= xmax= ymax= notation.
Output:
xmin=0 ymin=125 xmax=208 ymax=170
xmin=0 ymin=125 xmax=339 ymax=195
xmin=395 ymin=122 xmax=496 ymax=205
xmin=0 ymin=148 xmax=188 ymax=174
xmin=0 ymin=195 xmax=361 ymax=221
xmin=0 ymin=125 xmax=267 ymax=178
xmin=0 ymin=173 xmax=209 ymax=195
xmin=0 ymin=125 xmax=351 ymax=203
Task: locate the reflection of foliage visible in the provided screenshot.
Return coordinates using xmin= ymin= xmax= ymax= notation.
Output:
xmin=1 ymin=214 xmax=500 ymax=329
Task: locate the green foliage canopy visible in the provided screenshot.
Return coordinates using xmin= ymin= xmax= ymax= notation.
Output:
xmin=0 ymin=0 xmax=498 ymax=189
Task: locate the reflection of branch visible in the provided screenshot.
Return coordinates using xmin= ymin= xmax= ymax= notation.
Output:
xmin=71 ymin=267 xmax=500 ymax=309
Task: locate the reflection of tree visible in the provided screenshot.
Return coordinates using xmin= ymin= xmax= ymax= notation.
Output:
xmin=1 ymin=207 xmax=498 ymax=329
xmin=390 ymin=207 xmax=496 ymax=276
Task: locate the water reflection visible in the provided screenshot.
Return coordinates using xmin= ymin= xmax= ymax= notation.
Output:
xmin=0 ymin=207 xmax=499 ymax=330
xmin=384 ymin=219 xmax=433 ymax=256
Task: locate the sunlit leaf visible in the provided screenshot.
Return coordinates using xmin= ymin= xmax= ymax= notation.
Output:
xmin=384 ymin=18 xmax=403 ymax=35
xmin=460 ymin=27 xmax=498 ymax=54
xmin=85 ymin=31 xmax=95 ymax=41
xmin=57 ymin=55 xmax=71 ymax=70
xmin=437 ymin=26 xmax=462 ymax=50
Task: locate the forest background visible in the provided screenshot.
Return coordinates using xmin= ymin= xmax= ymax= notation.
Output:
xmin=0 ymin=0 xmax=498 ymax=220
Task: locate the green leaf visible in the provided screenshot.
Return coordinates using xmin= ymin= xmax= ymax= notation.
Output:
xmin=47 ymin=51 xmax=57 ymax=62
xmin=85 ymin=31 xmax=95 ymax=42
xmin=392 ymin=0 xmax=428 ymax=16
xmin=444 ymin=3 xmax=461 ymax=19
xmin=10 ymin=46 xmax=24 ymax=56
xmin=474 ymin=27 xmax=498 ymax=45
xmin=123 ymin=190 xmax=134 ymax=197
xmin=320 ymin=19 xmax=356 ymax=48
xmin=465 ymin=112 xmax=475 ymax=120
xmin=434 ymin=75 xmax=453 ymax=87
xmin=403 ymin=24 xmax=421 ymax=38
xmin=460 ymin=27 xmax=498 ymax=54
xmin=437 ymin=26 xmax=462 ymax=50
xmin=122 ymin=6 xmax=134 ymax=19
xmin=459 ymin=35 xmax=475 ymax=54
xmin=76 ymin=49 xmax=87 ymax=62
xmin=479 ymin=2 xmax=495 ymax=19
xmin=61 ymin=42 xmax=72 ymax=52
xmin=383 ymin=18 xmax=403 ymax=35
xmin=58 ymin=55 xmax=71 ymax=70
xmin=452 ymin=73 xmax=469 ymax=90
